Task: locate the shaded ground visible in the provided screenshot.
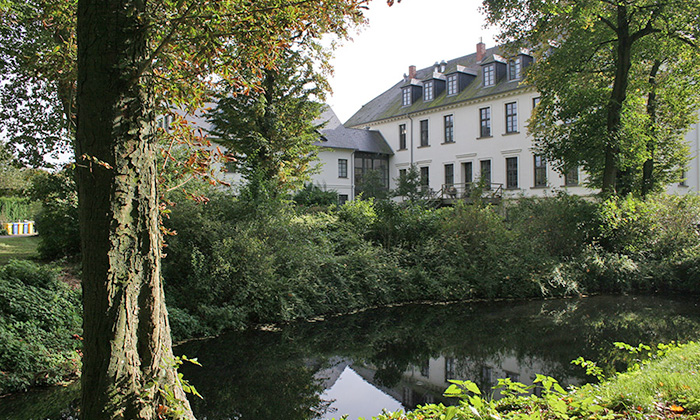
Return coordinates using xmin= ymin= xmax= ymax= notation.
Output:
xmin=0 ymin=235 xmax=39 ymax=265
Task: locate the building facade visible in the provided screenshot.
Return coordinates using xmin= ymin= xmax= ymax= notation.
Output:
xmin=328 ymin=41 xmax=700 ymax=200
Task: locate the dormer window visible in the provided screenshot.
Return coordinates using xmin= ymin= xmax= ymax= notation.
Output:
xmin=402 ymin=88 xmax=412 ymax=106
xmin=483 ymin=64 xmax=495 ymax=87
xmin=424 ymin=81 xmax=434 ymax=101
xmin=447 ymin=74 xmax=458 ymax=96
xmin=508 ymin=57 xmax=522 ymax=81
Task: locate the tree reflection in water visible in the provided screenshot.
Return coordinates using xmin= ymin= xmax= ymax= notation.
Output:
xmin=175 ymin=295 xmax=700 ymax=420
xmin=3 ymin=295 xmax=698 ymax=420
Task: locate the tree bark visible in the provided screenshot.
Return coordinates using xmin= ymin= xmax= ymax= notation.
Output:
xmin=641 ymin=60 xmax=662 ymax=198
xmin=76 ymin=1 xmax=194 ymax=419
xmin=602 ymin=5 xmax=634 ymax=195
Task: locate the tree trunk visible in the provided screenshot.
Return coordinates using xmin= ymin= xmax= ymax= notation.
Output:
xmin=641 ymin=60 xmax=662 ymax=198
xmin=602 ymin=4 xmax=633 ymax=195
xmin=76 ymin=1 xmax=194 ymax=419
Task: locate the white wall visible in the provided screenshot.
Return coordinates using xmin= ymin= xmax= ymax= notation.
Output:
xmin=667 ymin=118 xmax=700 ymax=195
xmin=310 ymin=147 xmax=355 ymax=200
xmin=359 ymin=88 xmax=595 ymax=198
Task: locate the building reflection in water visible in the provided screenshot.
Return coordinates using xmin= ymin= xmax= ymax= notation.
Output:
xmin=314 ymin=352 xmax=581 ymax=419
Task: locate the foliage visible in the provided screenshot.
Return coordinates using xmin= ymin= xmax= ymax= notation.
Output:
xmin=393 ymin=165 xmax=433 ymax=202
xmin=504 ymin=192 xmax=599 ymax=259
xmin=29 ymin=169 xmax=79 ymax=260
xmin=208 ymin=48 xmax=326 ymax=194
xmin=0 ymin=197 xmax=35 ymax=224
xmin=0 ymin=0 xmax=76 ymax=168
xmin=357 ymin=169 xmax=391 ymax=200
xmin=162 ymin=192 xmax=700 ymax=340
xmin=292 ymin=183 xmax=339 ymax=208
xmin=0 ymin=145 xmax=43 ymax=196
xmin=0 ymin=260 xmax=82 ymax=395
xmin=482 ymin=0 xmax=700 ymax=195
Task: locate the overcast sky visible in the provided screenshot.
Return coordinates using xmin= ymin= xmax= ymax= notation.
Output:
xmin=326 ymin=0 xmax=500 ymax=123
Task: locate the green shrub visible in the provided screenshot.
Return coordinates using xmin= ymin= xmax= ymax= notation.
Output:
xmin=0 ymin=197 xmax=36 ymax=224
xmin=162 ymin=191 xmax=700 ymax=340
xmin=292 ymin=183 xmax=338 ymax=207
xmin=505 ymin=192 xmax=599 ymax=258
xmin=30 ymin=170 xmax=80 ymax=260
xmin=0 ymin=260 xmax=82 ymax=394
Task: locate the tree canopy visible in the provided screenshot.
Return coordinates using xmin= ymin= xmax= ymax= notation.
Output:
xmin=207 ymin=47 xmax=326 ymax=195
xmin=482 ymin=0 xmax=700 ymax=195
xmin=1 ymin=0 xmax=392 ymax=419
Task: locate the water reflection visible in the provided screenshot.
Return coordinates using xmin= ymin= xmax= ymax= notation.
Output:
xmin=174 ymin=295 xmax=700 ymax=420
xmin=2 ymin=295 xmax=699 ymax=420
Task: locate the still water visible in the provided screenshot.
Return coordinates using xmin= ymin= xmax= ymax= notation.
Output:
xmin=2 ymin=295 xmax=700 ymax=420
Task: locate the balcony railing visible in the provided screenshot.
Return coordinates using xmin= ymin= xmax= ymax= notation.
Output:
xmin=440 ymin=182 xmax=503 ymax=201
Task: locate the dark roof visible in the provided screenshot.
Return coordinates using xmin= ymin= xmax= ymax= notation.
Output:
xmin=315 ymin=107 xmax=393 ymax=155
xmin=345 ymin=46 xmax=531 ymax=127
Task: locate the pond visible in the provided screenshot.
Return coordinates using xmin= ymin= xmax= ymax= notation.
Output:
xmin=2 ymin=295 xmax=700 ymax=420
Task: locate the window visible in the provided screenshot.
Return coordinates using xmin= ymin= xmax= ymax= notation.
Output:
xmin=399 ymin=168 xmax=407 ymax=179
xmin=505 ymin=102 xmax=518 ymax=133
xmin=680 ymin=169 xmax=688 ymax=187
xmin=420 ymin=166 xmax=430 ymax=188
xmin=564 ymin=166 xmax=578 ymax=186
xmin=402 ymin=88 xmax=411 ymax=106
xmin=508 ymin=57 xmax=522 ymax=81
xmin=483 ymin=64 xmax=494 ymax=86
xmin=420 ymin=359 xmax=430 ymax=378
xmin=504 ymin=371 xmax=520 ymax=382
xmin=506 ymin=157 xmax=518 ymax=189
xmin=420 ymin=119 xmax=429 ymax=147
xmin=445 ymin=357 xmax=456 ymax=381
xmin=444 ymin=164 xmax=454 ymax=186
xmin=532 ymin=97 xmax=541 ymax=109
xmin=534 ymin=155 xmax=547 ymax=187
xmin=479 ymin=107 xmax=491 ymax=137
xmin=447 ymin=74 xmax=458 ymax=95
xmin=399 ymin=124 xmax=407 ymax=150
xmin=354 ymin=152 xmax=390 ymax=196
xmin=463 ymin=161 xmax=473 ymax=185
xmin=338 ymin=194 xmax=349 ymax=205
xmin=444 ymin=114 xmax=454 ymax=143
xmin=424 ymin=81 xmax=434 ymax=101
xmin=480 ymin=160 xmax=491 ymax=189
xmin=338 ymin=159 xmax=348 ymax=178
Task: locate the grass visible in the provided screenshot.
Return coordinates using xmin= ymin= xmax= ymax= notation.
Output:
xmin=0 ymin=236 xmax=40 ymax=265
xmin=589 ymin=342 xmax=700 ymax=416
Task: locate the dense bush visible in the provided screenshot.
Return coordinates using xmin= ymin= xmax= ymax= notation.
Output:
xmin=0 ymin=197 xmax=38 ymax=224
xmin=29 ymin=170 xmax=80 ymax=260
xmin=292 ymin=183 xmax=338 ymax=207
xmin=162 ymin=191 xmax=700 ymax=341
xmin=0 ymin=260 xmax=82 ymax=394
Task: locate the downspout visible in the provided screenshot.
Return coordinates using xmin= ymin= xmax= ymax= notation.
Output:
xmin=351 ymin=150 xmax=356 ymax=199
xmin=407 ymin=113 xmax=414 ymax=166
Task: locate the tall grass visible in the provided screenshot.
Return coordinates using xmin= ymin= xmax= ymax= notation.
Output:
xmin=0 ymin=197 xmax=34 ymax=223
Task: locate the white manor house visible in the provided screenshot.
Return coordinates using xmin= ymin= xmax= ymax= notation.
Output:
xmin=310 ymin=41 xmax=700 ymax=203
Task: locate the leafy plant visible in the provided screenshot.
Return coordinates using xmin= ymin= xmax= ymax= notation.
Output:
xmin=0 ymin=260 xmax=82 ymax=394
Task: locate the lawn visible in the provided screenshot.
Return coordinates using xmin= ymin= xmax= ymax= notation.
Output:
xmin=0 ymin=236 xmax=40 ymax=265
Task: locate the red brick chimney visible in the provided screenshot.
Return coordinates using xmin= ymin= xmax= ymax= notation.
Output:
xmin=408 ymin=65 xmax=417 ymax=79
xmin=476 ymin=38 xmax=486 ymax=62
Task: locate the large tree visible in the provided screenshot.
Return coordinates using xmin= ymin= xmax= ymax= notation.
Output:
xmin=3 ymin=0 xmax=379 ymax=418
xmin=207 ymin=48 xmax=326 ymax=195
xmin=481 ymin=0 xmax=700 ymax=195
xmin=0 ymin=0 xmax=76 ymax=167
